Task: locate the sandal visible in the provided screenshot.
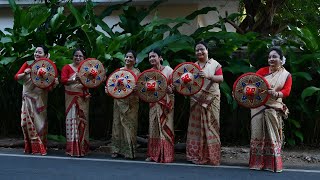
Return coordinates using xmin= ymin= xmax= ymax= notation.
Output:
xmin=111 ymin=153 xmax=119 ymax=158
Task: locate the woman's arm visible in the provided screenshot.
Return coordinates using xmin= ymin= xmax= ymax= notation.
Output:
xmin=278 ymin=74 xmax=292 ymax=98
xmin=14 ymin=62 xmax=29 ymax=80
xmin=208 ymin=66 xmax=223 ymax=83
xmin=268 ymin=74 xmax=292 ymax=98
xmin=166 ymin=67 xmax=174 ymax=94
xmin=61 ymin=65 xmax=78 ymax=85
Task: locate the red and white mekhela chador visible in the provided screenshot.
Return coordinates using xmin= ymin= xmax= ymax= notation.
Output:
xmin=250 ymin=66 xmax=292 ymax=172
xmin=147 ymin=66 xmax=175 ymax=163
xmin=15 ymin=61 xmax=49 ymax=155
xmin=186 ymin=58 xmax=223 ymax=165
xmin=61 ymin=64 xmax=90 ymax=157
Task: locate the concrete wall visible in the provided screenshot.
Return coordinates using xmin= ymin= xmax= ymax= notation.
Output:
xmin=0 ymin=7 xmax=14 ymax=33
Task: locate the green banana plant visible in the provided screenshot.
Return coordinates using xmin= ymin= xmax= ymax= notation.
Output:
xmin=282 ymin=25 xmax=320 ymax=145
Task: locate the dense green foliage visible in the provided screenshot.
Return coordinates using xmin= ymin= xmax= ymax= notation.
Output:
xmin=0 ymin=0 xmax=319 ymax=146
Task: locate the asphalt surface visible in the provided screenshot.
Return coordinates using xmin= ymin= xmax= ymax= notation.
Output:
xmin=0 ymin=148 xmax=320 ymax=180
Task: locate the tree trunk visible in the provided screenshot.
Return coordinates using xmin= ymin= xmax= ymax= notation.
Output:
xmin=235 ymin=0 xmax=286 ymax=35
xmin=252 ymin=0 xmax=285 ymax=34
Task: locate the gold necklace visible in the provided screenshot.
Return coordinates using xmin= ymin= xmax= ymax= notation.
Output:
xmin=270 ymin=66 xmax=281 ymax=73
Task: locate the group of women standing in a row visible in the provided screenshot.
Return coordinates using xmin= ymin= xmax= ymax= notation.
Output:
xmin=110 ymin=42 xmax=224 ymax=165
xmin=15 ymin=41 xmax=292 ymax=173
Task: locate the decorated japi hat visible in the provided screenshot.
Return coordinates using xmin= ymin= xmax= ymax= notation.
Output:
xmin=78 ymin=58 xmax=106 ymax=88
xmin=172 ymin=62 xmax=204 ymax=96
xmin=136 ymin=69 xmax=168 ymax=103
xmin=30 ymin=58 xmax=58 ymax=89
xmin=106 ymin=68 xmax=137 ymax=99
xmin=233 ymin=72 xmax=270 ymax=108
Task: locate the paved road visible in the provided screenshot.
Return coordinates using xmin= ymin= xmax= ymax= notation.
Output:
xmin=0 ymin=149 xmax=319 ymax=180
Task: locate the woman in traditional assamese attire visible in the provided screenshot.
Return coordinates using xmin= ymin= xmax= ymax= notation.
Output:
xmin=186 ymin=41 xmax=223 ymax=165
xmin=145 ymin=48 xmax=175 ymax=163
xmin=15 ymin=45 xmax=58 ymax=155
xmin=109 ymin=50 xmax=140 ymax=159
xmin=249 ymin=47 xmax=292 ymax=172
xmin=61 ymin=48 xmax=90 ymax=157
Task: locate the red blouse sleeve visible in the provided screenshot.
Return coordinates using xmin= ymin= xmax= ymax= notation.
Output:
xmin=214 ymin=67 xmax=223 ymax=75
xmin=280 ymin=74 xmax=292 ymax=98
xmin=14 ymin=62 xmax=29 ymax=80
xmin=256 ymin=67 xmax=269 ymax=76
xmin=256 ymin=67 xmax=292 ymax=98
xmin=61 ymin=65 xmax=71 ymax=84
